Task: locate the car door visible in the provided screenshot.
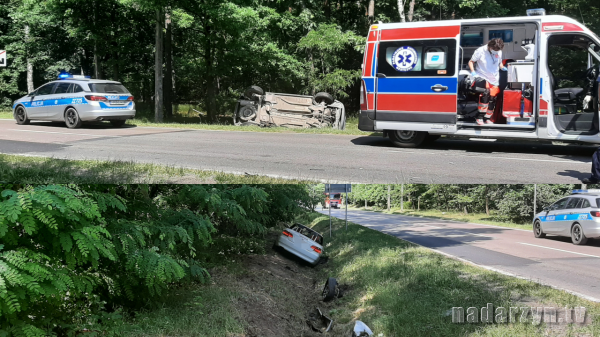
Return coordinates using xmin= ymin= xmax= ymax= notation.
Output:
xmin=27 ymin=83 xmax=56 ymax=118
xmin=543 ymin=197 xmax=569 ymax=234
xmin=559 ymin=197 xmax=583 ymax=235
xmin=374 ymin=23 xmax=460 ymax=131
xmin=48 ymin=82 xmax=72 ymax=119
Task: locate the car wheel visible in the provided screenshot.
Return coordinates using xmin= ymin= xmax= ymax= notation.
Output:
xmin=244 ymin=85 xmax=264 ymax=99
xmin=322 ymin=277 xmax=339 ymax=302
xmin=388 ymin=130 xmax=427 ymax=148
xmin=571 ymin=223 xmax=588 ymax=245
xmin=533 ymin=220 xmax=546 ymax=238
xmin=14 ymin=106 xmax=30 ymax=125
xmin=110 ymin=120 xmax=126 ymax=127
xmin=64 ymin=107 xmax=82 ymax=129
xmin=313 ymin=92 xmax=334 ymax=105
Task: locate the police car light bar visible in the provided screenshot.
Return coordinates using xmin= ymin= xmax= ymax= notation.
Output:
xmin=526 ymin=8 xmax=546 ymax=16
xmin=572 ymin=189 xmax=600 ymax=194
xmin=57 ymin=71 xmax=91 ymax=80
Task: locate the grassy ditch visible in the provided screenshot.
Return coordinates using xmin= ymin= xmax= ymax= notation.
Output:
xmin=0 ymin=154 xmax=311 ymax=184
xmin=349 ymin=206 xmax=533 ymax=230
xmin=298 ymin=211 xmax=599 ymax=336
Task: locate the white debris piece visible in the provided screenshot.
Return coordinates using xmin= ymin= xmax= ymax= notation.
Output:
xmin=353 ymin=320 xmax=373 ymax=336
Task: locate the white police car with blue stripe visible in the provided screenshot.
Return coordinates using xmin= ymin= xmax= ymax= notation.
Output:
xmin=533 ymin=190 xmax=600 ymax=245
xmin=12 ymin=73 xmax=135 ymax=128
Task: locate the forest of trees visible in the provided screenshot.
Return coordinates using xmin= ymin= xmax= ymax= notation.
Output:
xmin=1 ymin=0 xmax=599 ymax=121
xmin=346 ymin=184 xmax=580 ymax=223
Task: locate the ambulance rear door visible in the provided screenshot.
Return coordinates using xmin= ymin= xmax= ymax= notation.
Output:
xmin=374 ymin=23 xmax=461 ymax=133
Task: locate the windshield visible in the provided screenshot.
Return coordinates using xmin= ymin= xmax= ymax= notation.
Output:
xmin=90 ymin=83 xmax=129 ymax=94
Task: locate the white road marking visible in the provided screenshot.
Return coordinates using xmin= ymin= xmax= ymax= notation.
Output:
xmin=8 ymin=129 xmax=120 ymax=138
xmin=518 ymin=242 xmax=600 ymax=258
xmin=387 ymin=149 xmax=589 ymax=164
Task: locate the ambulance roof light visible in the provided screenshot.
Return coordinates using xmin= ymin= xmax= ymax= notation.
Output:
xmin=572 ymin=189 xmax=600 ymax=194
xmin=526 ymin=8 xmax=546 ymax=16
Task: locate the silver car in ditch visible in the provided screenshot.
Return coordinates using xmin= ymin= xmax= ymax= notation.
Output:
xmin=533 ymin=190 xmax=600 ymax=245
xmin=12 ymin=76 xmax=135 ymax=128
xmin=234 ymin=86 xmax=346 ymax=129
xmin=275 ymin=223 xmax=323 ymax=266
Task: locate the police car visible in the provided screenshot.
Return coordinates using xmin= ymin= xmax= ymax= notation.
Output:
xmin=12 ymin=73 xmax=135 ymax=129
xmin=533 ymin=190 xmax=600 ymax=245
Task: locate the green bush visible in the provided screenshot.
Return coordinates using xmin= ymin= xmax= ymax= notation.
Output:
xmin=0 ymin=184 xmax=313 ymax=336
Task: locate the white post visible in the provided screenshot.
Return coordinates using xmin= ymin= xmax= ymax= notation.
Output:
xmin=387 ymin=185 xmax=391 ymax=211
xmin=533 ymin=184 xmax=537 ymax=218
xmin=328 ymin=184 xmax=332 ymax=238
xmin=401 ymin=183 xmax=404 ymax=212
xmin=345 ymin=189 xmax=348 ymax=231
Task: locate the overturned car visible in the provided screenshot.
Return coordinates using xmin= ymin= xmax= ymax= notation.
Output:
xmin=233 ymin=86 xmax=346 ymax=129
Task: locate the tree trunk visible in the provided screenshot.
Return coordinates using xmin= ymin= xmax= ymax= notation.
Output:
xmin=368 ymin=0 xmax=374 ymax=22
xmin=397 ymin=0 xmax=406 ymax=22
xmin=204 ymin=22 xmax=217 ymax=123
xmin=164 ymin=8 xmax=173 ymax=118
xmin=25 ymin=25 xmax=34 ymax=93
xmin=407 ymin=0 xmax=415 ymax=22
xmin=93 ymin=1 xmax=101 ymax=79
xmin=155 ymin=8 xmax=164 ymax=123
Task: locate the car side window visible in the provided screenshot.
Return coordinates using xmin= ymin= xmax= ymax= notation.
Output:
xmin=581 ymin=199 xmax=591 ymax=208
xmin=36 ymin=83 xmax=55 ymax=96
xmin=550 ymin=198 xmax=569 ymax=210
xmin=566 ymin=198 xmax=580 ymax=209
xmin=73 ymin=84 xmax=84 ymax=93
xmin=54 ymin=83 xmax=71 ymax=94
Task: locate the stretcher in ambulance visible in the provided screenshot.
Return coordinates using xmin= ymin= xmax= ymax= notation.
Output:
xmin=358 ymin=9 xmax=600 ymax=148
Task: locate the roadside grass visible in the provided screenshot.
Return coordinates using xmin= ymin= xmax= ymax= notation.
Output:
xmin=0 ymin=110 xmax=12 ymax=119
xmin=298 ymin=211 xmax=599 ymax=336
xmin=349 ymin=206 xmax=533 ymax=230
xmin=0 ymin=154 xmax=311 ymax=184
xmin=114 ymin=282 xmax=245 ymax=337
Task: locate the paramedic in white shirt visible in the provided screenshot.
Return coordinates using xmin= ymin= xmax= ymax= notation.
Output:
xmin=468 ymin=38 xmax=508 ymax=125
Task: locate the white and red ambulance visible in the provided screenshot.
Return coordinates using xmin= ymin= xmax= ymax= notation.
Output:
xmin=358 ymin=9 xmax=600 ymax=147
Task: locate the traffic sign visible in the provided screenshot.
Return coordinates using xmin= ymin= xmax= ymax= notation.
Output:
xmin=0 ymin=50 xmax=5 ymax=67
xmin=325 ymin=184 xmax=351 ymax=193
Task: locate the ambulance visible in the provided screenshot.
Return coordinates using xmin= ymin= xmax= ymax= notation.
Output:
xmin=358 ymin=9 xmax=600 ymax=147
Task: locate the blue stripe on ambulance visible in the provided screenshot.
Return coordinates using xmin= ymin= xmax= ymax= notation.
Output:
xmin=539 ymin=213 xmax=591 ymax=222
xmin=376 ymin=77 xmax=458 ymax=94
xmin=364 ymin=78 xmax=375 ymax=93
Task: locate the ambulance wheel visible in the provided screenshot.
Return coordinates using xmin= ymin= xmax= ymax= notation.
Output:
xmin=15 ymin=106 xmax=30 ymax=125
xmin=571 ymin=223 xmax=588 ymax=245
xmin=314 ymin=92 xmax=334 ymax=105
xmin=110 ymin=120 xmax=126 ymax=127
xmin=388 ymin=130 xmax=427 ymax=148
xmin=533 ymin=220 xmax=546 ymax=238
xmin=64 ymin=107 xmax=82 ymax=129
xmin=244 ymin=85 xmax=264 ymax=99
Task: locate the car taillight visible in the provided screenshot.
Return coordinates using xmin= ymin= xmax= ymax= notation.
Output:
xmin=590 ymin=211 xmax=600 ymax=217
xmin=85 ymin=95 xmax=107 ymax=101
xmin=282 ymin=230 xmax=293 ymax=238
xmin=127 ymin=96 xmax=134 ymax=101
xmin=311 ymin=246 xmax=322 ymax=254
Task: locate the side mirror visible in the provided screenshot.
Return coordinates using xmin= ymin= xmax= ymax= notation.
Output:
xmin=27 ymin=92 xmax=35 ymax=97
xmin=542 ymin=207 xmax=549 ymax=212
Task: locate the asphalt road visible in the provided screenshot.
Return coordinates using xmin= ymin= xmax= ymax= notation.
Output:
xmin=0 ymin=119 xmax=596 ymax=183
xmin=319 ymin=208 xmax=600 ymax=302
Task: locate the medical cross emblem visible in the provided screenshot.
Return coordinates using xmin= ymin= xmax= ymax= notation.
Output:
xmin=392 ymin=46 xmax=418 ymax=72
